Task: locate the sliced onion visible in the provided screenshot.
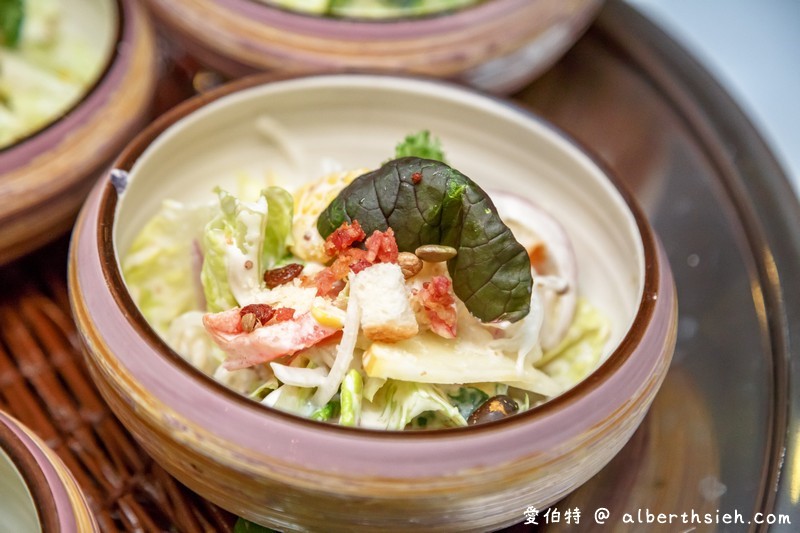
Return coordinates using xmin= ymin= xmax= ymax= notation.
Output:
xmin=311 ymin=273 xmax=361 ymax=406
xmin=270 ymin=363 xmax=328 ymax=388
xmin=490 ymin=191 xmax=578 ymax=350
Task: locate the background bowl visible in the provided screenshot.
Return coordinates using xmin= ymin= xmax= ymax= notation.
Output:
xmin=143 ymin=0 xmax=603 ymax=94
xmin=0 ymin=411 xmax=97 ymax=532
xmin=69 ymin=74 xmax=677 ymax=531
xmin=0 ymin=0 xmax=157 ymax=266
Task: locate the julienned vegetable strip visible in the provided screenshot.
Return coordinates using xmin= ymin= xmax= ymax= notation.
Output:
xmin=317 ymin=157 xmax=533 ymax=323
xmin=339 ymin=369 xmax=363 ymax=426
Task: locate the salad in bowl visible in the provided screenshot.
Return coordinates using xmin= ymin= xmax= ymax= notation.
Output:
xmin=260 ymin=0 xmax=482 ymax=19
xmin=0 ymin=0 xmax=111 ymax=148
xmin=70 ymin=74 xmax=675 ymax=530
xmin=123 ymin=132 xmax=609 ymax=430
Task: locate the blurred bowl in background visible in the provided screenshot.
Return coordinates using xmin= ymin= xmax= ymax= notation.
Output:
xmin=0 ymin=410 xmax=97 ymax=532
xmin=69 ymin=73 xmax=676 ymax=531
xmin=0 ymin=0 xmax=157 ymax=266
xmin=142 ymin=0 xmax=603 ymax=94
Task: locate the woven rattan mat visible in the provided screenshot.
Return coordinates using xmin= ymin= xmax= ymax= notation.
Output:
xmin=0 ymin=238 xmax=235 ymax=532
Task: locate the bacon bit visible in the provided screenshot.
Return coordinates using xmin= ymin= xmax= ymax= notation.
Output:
xmin=274 ymin=307 xmax=295 ymax=322
xmin=350 ymin=259 xmax=372 ymax=274
xmin=324 ymin=220 xmax=366 ymax=256
xmin=314 ymin=248 xmax=368 ymax=296
xmin=240 ymin=303 xmax=275 ymax=327
xmin=411 ymin=172 xmax=422 ymax=184
xmin=315 ymin=225 xmax=399 ymax=296
xmin=417 ymin=276 xmax=458 ymax=339
xmin=264 ymin=263 xmax=304 ymax=288
xmin=365 ymin=228 xmax=399 ymax=263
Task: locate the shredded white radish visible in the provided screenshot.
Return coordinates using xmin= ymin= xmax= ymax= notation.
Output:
xmin=270 ymin=363 xmax=328 ymax=388
xmin=535 ymin=274 xmax=569 ymax=294
xmin=312 ymin=273 xmax=361 ymax=406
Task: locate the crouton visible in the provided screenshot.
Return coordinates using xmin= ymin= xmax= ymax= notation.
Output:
xmin=352 ymin=263 xmax=418 ymax=343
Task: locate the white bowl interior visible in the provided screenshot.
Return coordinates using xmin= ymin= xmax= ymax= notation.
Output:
xmin=0 ymin=448 xmax=40 ymax=533
xmin=115 ymin=75 xmax=644 ymax=362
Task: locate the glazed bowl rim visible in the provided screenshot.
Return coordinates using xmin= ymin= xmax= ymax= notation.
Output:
xmin=0 ymin=412 xmax=58 ymax=532
xmin=95 ymin=72 xmax=660 ymax=439
xmin=151 ymin=0 xmax=602 ymax=38
xmin=0 ymin=0 xmax=123 ymax=157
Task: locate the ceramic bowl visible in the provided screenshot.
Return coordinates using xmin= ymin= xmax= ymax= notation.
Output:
xmin=69 ymin=74 xmax=677 ymax=531
xmin=0 ymin=411 xmax=97 ymax=532
xmin=0 ymin=0 xmax=157 ymax=266
xmin=143 ymin=0 xmax=603 ymax=94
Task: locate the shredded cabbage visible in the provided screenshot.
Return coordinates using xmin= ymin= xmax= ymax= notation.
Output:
xmin=360 ymin=380 xmax=466 ymax=431
xmin=538 ymin=299 xmax=611 ymax=388
xmin=201 ymin=187 xmax=294 ymax=311
xmin=123 ymin=201 xmax=215 ymax=336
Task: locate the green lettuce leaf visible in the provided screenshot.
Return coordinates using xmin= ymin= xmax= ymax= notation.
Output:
xmin=201 ymin=187 xmax=294 ymax=312
xmin=261 ymin=187 xmax=294 ymax=269
xmin=317 ymin=157 xmax=532 ymax=322
xmin=538 ymin=299 xmax=610 ymax=388
xmin=394 ymin=130 xmax=446 ymax=162
xmin=339 ymin=369 xmax=363 ymax=426
xmin=0 ymin=0 xmax=24 ymax=48
xmin=123 ymin=200 xmax=215 ymax=336
xmin=201 ymin=189 xmax=267 ymax=312
xmin=310 ymin=400 xmax=340 ymax=421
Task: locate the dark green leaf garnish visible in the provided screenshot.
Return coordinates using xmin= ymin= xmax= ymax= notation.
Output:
xmin=448 ymin=386 xmax=490 ymax=419
xmin=0 ymin=0 xmax=24 ymax=48
xmin=317 ymin=157 xmax=532 ymax=323
xmin=234 ymin=517 xmax=278 ymax=533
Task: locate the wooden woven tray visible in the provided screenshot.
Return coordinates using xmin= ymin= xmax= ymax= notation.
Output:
xmin=0 ymin=239 xmax=234 ymax=532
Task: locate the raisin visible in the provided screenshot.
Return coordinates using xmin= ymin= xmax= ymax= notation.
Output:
xmin=264 ymin=263 xmax=304 ymax=288
xmin=240 ymin=304 xmax=275 ymax=326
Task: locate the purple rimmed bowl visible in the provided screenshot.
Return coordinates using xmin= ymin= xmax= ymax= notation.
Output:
xmin=143 ymin=0 xmax=603 ymax=94
xmin=68 ymin=73 xmax=677 ymax=531
xmin=0 ymin=411 xmax=97 ymax=532
xmin=0 ymin=0 xmax=157 ymax=266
